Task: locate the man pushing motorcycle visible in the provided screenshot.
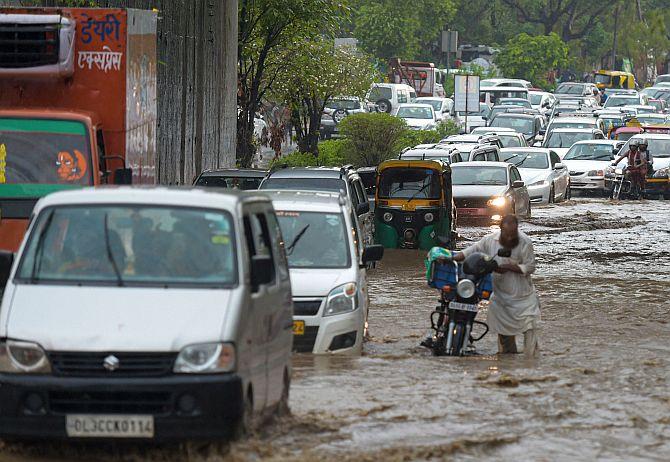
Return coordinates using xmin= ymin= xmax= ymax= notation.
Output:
xmin=611 ymin=138 xmax=650 ymax=196
xmin=452 ymin=215 xmax=541 ymax=357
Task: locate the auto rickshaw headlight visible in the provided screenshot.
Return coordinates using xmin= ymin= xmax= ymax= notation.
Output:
xmin=383 ymin=212 xmax=393 ymax=222
xmin=424 ymin=212 xmax=434 ymax=223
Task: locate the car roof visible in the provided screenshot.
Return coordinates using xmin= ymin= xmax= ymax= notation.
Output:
xmin=571 ymin=140 xmax=619 ymax=146
xmin=265 ymin=167 xmax=350 ymax=179
xmin=472 ymin=127 xmax=516 ymax=134
xmin=451 ymin=161 xmax=509 ymax=168
xmin=631 ymin=133 xmax=670 ymax=140
xmin=397 ymin=103 xmax=434 ymax=109
xmin=550 ymin=127 xmax=597 ymax=133
xmin=262 ymin=190 xmax=346 ymax=213
xmin=500 ymin=147 xmax=550 ymax=154
xmin=493 ymin=112 xmax=535 ymax=119
xmin=198 ymin=168 xmax=267 ymax=178
xmin=550 ymin=116 xmax=597 ymax=122
xmin=499 ymin=97 xmax=529 ymax=101
xmin=34 ymin=187 xmax=265 ymax=213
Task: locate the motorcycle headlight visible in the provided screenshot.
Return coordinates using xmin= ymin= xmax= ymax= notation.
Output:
xmin=324 ymin=283 xmax=358 ymax=317
xmin=615 ymin=168 xmax=624 ymax=175
xmin=383 ymin=212 xmax=393 ymax=222
xmin=487 ymin=196 xmax=508 ymax=208
xmin=0 ymin=340 xmax=51 ymax=374
xmin=424 ymin=212 xmax=434 ymax=223
xmin=456 ymin=279 xmax=476 ymax=299
xmin=174 ymin=342 xmax=236 ymax=374
xmin=587 ymin=170 xmax=604 ymax=177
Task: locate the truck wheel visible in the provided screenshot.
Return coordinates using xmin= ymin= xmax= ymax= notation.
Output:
xmin=376 ymin=99 xmax=392 ymax=113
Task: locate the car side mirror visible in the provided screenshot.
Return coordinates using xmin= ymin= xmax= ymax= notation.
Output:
xmin=361 ymin=244 xmax=384 ymax=267
xmin=0 ymin=250 xmax=15 ymax=291
xmin=356 ymin=202 xmax=370 ymax=216
xmin=553 ymin=162 xmax=564 ymax=169
xmin=512 ymin=180 xmax=525 ymax=188
xmin=250 ymin=255 xmax=273 ymax=290
xmin=113 ymin=168 xmax=133 ymax=185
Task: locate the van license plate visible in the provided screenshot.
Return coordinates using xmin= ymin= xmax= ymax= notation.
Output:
xmin=293 ymin=320 xmax=305 ymax=336
xmin=449 ymin=302 xmax=478 ymax=313
xmin=66 ymin=415 xmax=154 ymax=438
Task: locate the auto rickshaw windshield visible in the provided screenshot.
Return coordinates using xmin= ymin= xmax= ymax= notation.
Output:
xmin=378 ymin=168 xmax=441 ymax=200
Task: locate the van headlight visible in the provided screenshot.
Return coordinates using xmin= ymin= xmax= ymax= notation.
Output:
xmin=174 ymin=342 xmax=236 ymax=374
xmin=487 ymin=196 xmax=508 ymax=207
xmin=324 ymin=283 xmax=358 ymax=317
xmin=456 ymin=279 xmax=476 ymax=298
xmin=0 ymin=340 xmax=51 ymax=374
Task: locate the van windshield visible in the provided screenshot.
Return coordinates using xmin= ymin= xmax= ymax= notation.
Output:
xmin=276 ymin=211 xmax=350 ymax=269
xmin=0 ymin=118 xmax=93 ymax=186
xmin=17 ymin=206 xmax=237 ymax=287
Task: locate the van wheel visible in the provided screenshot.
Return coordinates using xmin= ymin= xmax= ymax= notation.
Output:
xmin=277 ymin=370 xmax=291 ymax=417
xmin=233 ymin=388 xmax=255 ymax=440
xmin=377 ymin=99 xmax=391 ymax=113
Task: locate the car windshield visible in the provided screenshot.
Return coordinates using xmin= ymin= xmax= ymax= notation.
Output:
xmin=368 ymin=86 xmax=392 ymax=101
xmin=195 ymin=175 xmax=262 ymax=190
xmin=563 ymin=144 xmax=615 ymax=161
xmin=261 ymin=177 xmax=346 ymax=192
xmin=499 ymin=99 xmax=531 ymax=108
xmin=17 ymin=206 xmax=237 ymax=287
xmin=636 ymin=115 xmax=667 ymax=124
xmin=452 ymin=166 xmax=508 ymax=186
xmin=556 ymin=84 xmax=584 ymax=95
xmin=0 ymin=118 xmax=93 ymax=186
xmin=529 ymin=94 xmax=543 ymax=105
xmin=396 ymin=107 xmax=433 ymax=119
xmin=656 ymin=75 xmax=670 ymax=83
xmin=276 ymin=211 xmax=350 ymax=269
xmin=498 ymin=134 xmax=523 ymax=147
xmin=595 ymin=74 xmax=612 ymax=84
xmin=545 ymin=131 xmax=593 ymax=148
xmin=620 ymin=138 xmax=670 ymax=158
xmin=378 ymin=168 xmax=441 ymax=199
xmin=418 ymin=99 xmax=442 ymax=111
xmin=490 ymin=116 xmax=534 ymax=135
xmin=604 ymin=97 xmax=639 ymax=108
xmin=326 ymin=99 xmax=359 ymax=110
xmin=500 ymin=151 xmax=549 ymax=169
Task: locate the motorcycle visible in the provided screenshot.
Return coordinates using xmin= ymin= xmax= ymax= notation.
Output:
xmin=610 ymin=165 xmax=644 ymax=200
xmin=422 ymin=249 xmax=505 ymax=356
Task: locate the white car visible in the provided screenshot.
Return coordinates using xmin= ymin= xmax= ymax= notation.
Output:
xmin=393 ymin=103 xmax=438 ymax=130
xmin=603 ymin=94 xmax=646 ymax=109
xmin=453 ymin=103 xmax=491 ymax=133
xmin=529 ymin=90 xmax=556 ymax=115
xmin=470 ymin=127 xmax=528 ymax=148
xmin=416 ymin=97 xmax=454 ymax=123
xmin=267 ymin=190 xmax=383 ymax=355
xmin=543 ymin=128 xmax=606 ymax=158
xmin=500 ymin=147 xmax=570 ymax=203
xmin=480 ymin=78 xmax=532 ymax=89
xmin=562 ymin=140 xmax=622 ymax=195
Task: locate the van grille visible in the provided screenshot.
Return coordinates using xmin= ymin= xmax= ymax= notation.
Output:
xmin=455 ymin=198 xmax=490 ymax=208
xmin=0 ymin=22 xmax=60 ymax=68
xmin=49 ymin=352 xmax=177 ymax=378
xmin=293 ymin=300 xmax=322 ymax=316
xmin=293 ymin=326 xmax=319 ymax=353
xmin=49 ymin=390 xmax=173 ymax=415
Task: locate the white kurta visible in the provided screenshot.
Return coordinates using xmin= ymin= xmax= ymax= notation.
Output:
xmin=462 ymin=230 xmax=540 ymax=336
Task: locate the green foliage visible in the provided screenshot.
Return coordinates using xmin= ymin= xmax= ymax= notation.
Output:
xmin=337 ymin=112 xmax=408 ymax=166
xmin=269 ymin=140 xmax=347 ymax=168
xmin=352 ymin=0 xmax=456 ymax=61
xmin=394 ymin=120 xmax=459 ymax=151
xmin=496 ymin=33 xmax=569 ymax=89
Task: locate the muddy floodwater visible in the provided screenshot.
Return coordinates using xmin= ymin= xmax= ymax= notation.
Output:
xmin=3 ymin=199 xmax=670 ymax=462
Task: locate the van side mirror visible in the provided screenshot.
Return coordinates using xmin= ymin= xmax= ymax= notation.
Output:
xmin=250 ymin=255 xmax=273 ymax=290
xmin=512 ymin=180 xmax=525 ymax=188
xmin=0 ymin=251 xmax=14 ymax=290
xmin=114 ymin=168 xmax=133 ymax=185
xmin=361 ymin=245 xmax=384 ymax=267
xmin=356 ymin=202 xmax=370 ymax=216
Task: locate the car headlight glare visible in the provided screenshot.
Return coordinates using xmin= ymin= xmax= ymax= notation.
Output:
xmin=324 ymin=283 xmax=358 ymax=317
xmin=487 ymin=196 xmax=508 ymax=207
xmin=174 ymin=342 xmax=236 ymax=374
xmin=0 ymin=340 xmax=51 ymax=374
xmin=456 ymin=279 xmax=476 ymax=299
xmin=383 ymin=212 xmax=393 ymax=222
xmin=424 ymin=212 xmax=434 ymax=223
xmin=587 ymin=170 xmax=604 ymax=177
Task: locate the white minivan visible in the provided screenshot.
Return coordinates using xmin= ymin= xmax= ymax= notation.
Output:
xmin=266 ymin=191 xmax=383 ymax=355
xmin=0 ymin=188 xmax=293 ymax=440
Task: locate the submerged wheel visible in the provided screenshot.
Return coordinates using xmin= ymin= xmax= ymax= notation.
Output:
xmin=432 ymin=336 xmax=447 ymax=356
xmin=450 ymin=324 xmax=465 ymax=356
xmin=565 ymin=183 xmax=572 ymax=200
xmin=277 ymin=369 xmax=290 ymax=417
xmin=233 ymin=389 xmax=255 ymax=440
xmin=549 ymin=184 xmax=555 ymax=203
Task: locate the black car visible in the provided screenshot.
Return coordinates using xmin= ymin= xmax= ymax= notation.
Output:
xmin=193 ymin=168 xmax=266 ymax=190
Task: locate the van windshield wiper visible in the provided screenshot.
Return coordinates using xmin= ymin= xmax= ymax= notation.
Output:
xmin=286 ymin=224 xmax=310 ymax=256
xmin=30 ymin=209 xmax=55 ymax=283
xmin=103 ymin=213 xmax=124 ymax=287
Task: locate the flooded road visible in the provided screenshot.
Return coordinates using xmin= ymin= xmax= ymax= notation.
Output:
xmin=3 ymin=198 xmax=669 ymax=461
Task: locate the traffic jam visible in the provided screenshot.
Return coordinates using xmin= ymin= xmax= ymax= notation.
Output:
xmin=0 ymin=5 xmax=669 ymax=462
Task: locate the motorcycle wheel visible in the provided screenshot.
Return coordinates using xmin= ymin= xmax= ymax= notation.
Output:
xmin=450 ymin=324 xmax=465 ymax=356
xmin=432 ymin=335 xmax=446 ymax=356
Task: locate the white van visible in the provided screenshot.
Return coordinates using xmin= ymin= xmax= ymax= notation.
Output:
xmin=0 ymin=188 xmax=293 ymax=440
xmin=480 ymin=86 xmax=529 ymax=106
xmin=266 ymin=191 xmax=383 ymax=355
xmin=366 ymin=83 xmax=417 ymax=113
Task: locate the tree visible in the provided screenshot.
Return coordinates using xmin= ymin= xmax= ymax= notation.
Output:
xmin=337 ymin=113 xmax=407 ymax=167
xmin=273 ymin=39 xmax=379 ymax=155
xmin=237 ymin=0 xmax=346 ymax=167
xmin=495 ymin=33 xmax=569 ymax=88
xmin=352 ymin=0 xmax=455 ymax=62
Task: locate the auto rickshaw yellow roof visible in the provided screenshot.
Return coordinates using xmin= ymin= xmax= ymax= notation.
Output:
xmin=378 ymin=159 xmax=450 ymax=172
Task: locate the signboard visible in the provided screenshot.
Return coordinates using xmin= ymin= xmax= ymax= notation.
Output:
xmin=441 ymin=30 xmax=458 ymax=53
xmin=454 ymin=74 xmax=480 ymax=113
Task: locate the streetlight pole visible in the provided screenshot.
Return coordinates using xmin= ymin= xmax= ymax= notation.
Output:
xmin=611 ymin=5 xmax=619 ymax=69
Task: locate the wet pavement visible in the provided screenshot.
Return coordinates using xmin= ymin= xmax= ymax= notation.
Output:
xmin=2 ymin=198 xmax=670 ymax=461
